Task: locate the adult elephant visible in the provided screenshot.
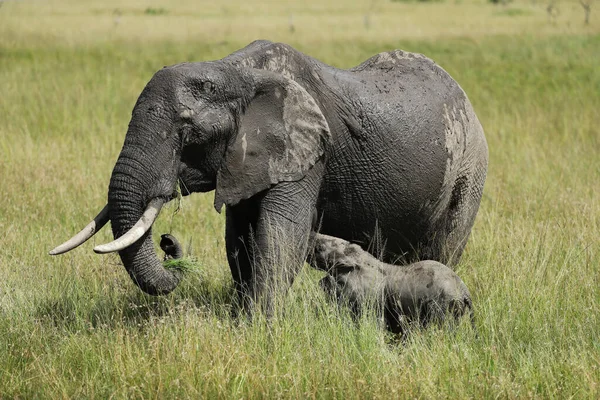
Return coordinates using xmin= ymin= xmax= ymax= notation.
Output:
xmin=50 ymin=40 xmax=488 ymax=307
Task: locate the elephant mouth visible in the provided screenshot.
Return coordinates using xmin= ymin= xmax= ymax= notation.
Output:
xmin=95 ymin=198 xmax=165 ymax=254
xmin=49 ymin=173 xmax=214 ymax=256
xmin=179 ymin=179 xmax=215 ymax=195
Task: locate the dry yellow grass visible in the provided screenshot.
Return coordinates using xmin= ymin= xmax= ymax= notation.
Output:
xmin=0 ymin=0 xmax=598 ymax=49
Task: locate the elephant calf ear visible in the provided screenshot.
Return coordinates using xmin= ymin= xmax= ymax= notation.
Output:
xmin=214 ymin=71 xmax=331 ymax=211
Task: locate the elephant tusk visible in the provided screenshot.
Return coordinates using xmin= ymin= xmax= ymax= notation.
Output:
xmin=93 ymin=198 xmax=164 ymax=254
xmin=49 ymin=205 xmax=110 ymax=255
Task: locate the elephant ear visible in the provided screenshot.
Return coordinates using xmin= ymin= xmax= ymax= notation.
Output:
xmin=214 ymin=70 xmax=331 ymax=211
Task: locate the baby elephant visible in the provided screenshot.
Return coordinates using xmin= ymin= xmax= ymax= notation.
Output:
xmin=309 ymin=234 xmax=474 ymax=335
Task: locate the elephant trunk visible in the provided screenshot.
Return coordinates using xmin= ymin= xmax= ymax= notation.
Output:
xmin=108 ymin=149 xmax=181 ymax=296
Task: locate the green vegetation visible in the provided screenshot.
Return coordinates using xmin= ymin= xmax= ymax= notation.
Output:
xmin=494 ymin=8 xmax=532 ymax=17
xmin=144 ymin=7 xmax=169 ymax=16
xmin=1 ymin=0 xmax=599 ymax=398
xmin=163 ymin=258 xmax=202 ymax=273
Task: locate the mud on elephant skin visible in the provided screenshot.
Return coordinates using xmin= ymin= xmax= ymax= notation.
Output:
xmin=310 ymin=234 xmax=475 ymax=335
xmin=50 ymin=40 xmax=487 ymax=310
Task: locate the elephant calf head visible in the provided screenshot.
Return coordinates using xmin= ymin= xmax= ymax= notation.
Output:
xmin=310 ymin=234 xmax=474 ymax=335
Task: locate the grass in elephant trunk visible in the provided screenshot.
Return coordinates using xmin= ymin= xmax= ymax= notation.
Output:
xmin=1 ymin=0 xmax=599 ymax=397
xmin=163 ymin=258 xmax=202 ymax=274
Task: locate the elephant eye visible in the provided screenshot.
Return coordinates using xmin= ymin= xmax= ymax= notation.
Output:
xmin=202 ymin=81 xmax=215 ymax=94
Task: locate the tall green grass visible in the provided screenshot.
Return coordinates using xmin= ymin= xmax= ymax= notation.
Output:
xmin=1 ymin=1 xmax=599 ymax=397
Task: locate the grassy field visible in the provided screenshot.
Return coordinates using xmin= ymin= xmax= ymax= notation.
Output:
xmin=1 ymin=0 xmax=599 ymax=398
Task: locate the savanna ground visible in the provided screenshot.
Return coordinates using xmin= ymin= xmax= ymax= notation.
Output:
xmin=1 ymin=0 xmax=599 ymax=398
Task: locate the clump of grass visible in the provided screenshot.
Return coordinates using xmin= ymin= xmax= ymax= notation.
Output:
xmin=494 ymin=8 xmax=532 ymax=17
xmin=144 ymin=7 xmax=168 ymax=16
xmin=163 ymin=257 xmax=202 ymax=273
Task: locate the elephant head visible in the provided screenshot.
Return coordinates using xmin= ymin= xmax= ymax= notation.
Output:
xmin=50 ymin=60 xmax=331 ymax=295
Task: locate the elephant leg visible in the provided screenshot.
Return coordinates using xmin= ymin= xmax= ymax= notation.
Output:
xmin=251 ymin=162 xmax=325 ymax=314
xmin=225 ymin=201 xmax=259 ymax=309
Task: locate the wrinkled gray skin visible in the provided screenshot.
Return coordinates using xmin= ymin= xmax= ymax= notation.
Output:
xmin=160 ymin=234 xmax=183 ymax=260
xmin=97 ymin=40 xmax=487 ymax=307
xmin=310 ymin=234 xmax=474 ymax=335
